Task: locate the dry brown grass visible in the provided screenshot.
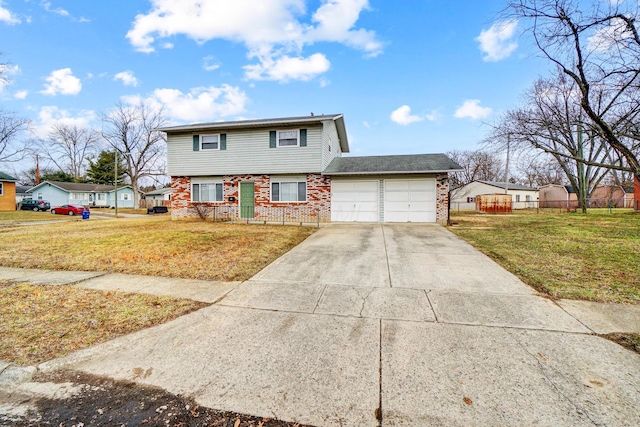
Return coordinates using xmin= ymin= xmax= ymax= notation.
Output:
xmin=0 ymin=211 xmax=64 ymax=224
xmin=0 ymin=281 xmax=208 ymax=366
xmin=0 ymin=217 xmax=316 ymax=281
xmin=449 ymin=210 xmax=640 ymax=304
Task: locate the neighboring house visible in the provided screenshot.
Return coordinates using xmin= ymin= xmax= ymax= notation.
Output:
xmin=539 ymin=184 xmax=579 ymax=208
xmin=590 ymin=185 xmax=633 ymax=208
xmin=161 ymin=114 xmax=462 ymax=224
xmin=636 ymin=176 xmax=640 ymax=210
xmin=143 ymin=187 xmax=172 ymax=207
xmin=451 ymin=181 xmax=538 ymax=210
xmin=15 ymin=185 xmax=30 ymax=205
xmin=26 ymin=181 xmax=138 ymax=208
xmin=0 ymin=171 xmax=18 ymax=211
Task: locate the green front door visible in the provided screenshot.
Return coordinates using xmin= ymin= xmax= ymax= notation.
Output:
xmin=239 ymin=182 xmax=255 ymax=219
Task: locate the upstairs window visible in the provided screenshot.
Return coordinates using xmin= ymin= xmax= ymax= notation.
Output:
xmin=0 ymin=182 xmax=3 ymax=196
xmin=201 ymin=134 xmax=219 ymax=150
xmin=278 ymin=130 xmax=299 ymax=147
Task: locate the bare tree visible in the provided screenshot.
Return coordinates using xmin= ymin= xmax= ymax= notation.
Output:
xmin=503 ymin=0 xmax=640 ymax=183
xmin=100 ymin=101 xmax=167 ymax=209
xmin=488 ymin=73 xmax=615 ymax=212
xmin=38 ymin=123 xmax=99 ymax=181
xmin=514 ymin=152 xmax=566 ymax=187
xmin=0 ymin=109 xmax=30 ymax=164
xmin=446 ymin=149 xmax=504 ymax=188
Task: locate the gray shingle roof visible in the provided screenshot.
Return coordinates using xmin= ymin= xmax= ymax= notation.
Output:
xmin=322 ymin=154 xmax=462 ymax=175
xmin=157 ymin=114 xmax=350 ymax=153
xmin=478 ymin=181 xmax=538 ymax=192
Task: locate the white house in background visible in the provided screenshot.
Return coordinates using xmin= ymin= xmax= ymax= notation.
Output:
xmin=143 ymin=187 xmax=172 ymax=207
xmin=451 ymin=181 xmax=539 ymax=210
xmin=26 ymin=181 xmax=139 ymax=208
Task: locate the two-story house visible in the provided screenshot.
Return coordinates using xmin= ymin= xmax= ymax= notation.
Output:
xmin=161 ymin=114 xmax=462 ymax=224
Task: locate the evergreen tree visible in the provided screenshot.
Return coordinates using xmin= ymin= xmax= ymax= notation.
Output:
xmin=87 ymin=150 xmax=126 ymax=185
xmin=41 ymin=170 xmax=75 ymax=182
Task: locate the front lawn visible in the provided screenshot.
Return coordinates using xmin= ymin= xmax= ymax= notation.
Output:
xmin=0 ymin=210 xmax=64 ymax=224
xmin=0 ymin=217 xmax=316 ymax=281
xmin=448 ymin=210 xmax=639 ymax=304
xmin=0 ymin=281 xmax=207 ymax=366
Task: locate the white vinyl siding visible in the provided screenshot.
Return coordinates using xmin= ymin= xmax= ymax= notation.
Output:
xmin=168 ymin=125 xmax=324 ymax=176
xmin=321 ymin=119 xmax=342 ymax=170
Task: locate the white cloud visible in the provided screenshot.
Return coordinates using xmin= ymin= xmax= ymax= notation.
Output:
xmin=476 ymin=20 xmax=518 ymax=62
xmin=122 ymin=85 xmax=248 ymax=123
xmin=390 ymin=105 xmax=424 ymax=126
xmin=0 ymin=2 xmax=20 ymax=24
xmin=114 ymin=70 xmax=138 ymax=87
xmin=33 ymin=106 xmax=97 ymax=138
xmin=161 ymin=42 xmax=174 ymax=49
xmin=14 ymin=90 xmax=28 ymax=99
xmin=454 ymin=99 xmax=493 ymax=120
xmin=0 ymin=64 xmax=20 ymax=90
xmin=244 ymin=53 xmax=330 ymax=82
xmin=41 ymin=68 xmax=82 ymax=96
xmin=203 ymin=55 xmax=220 ymax=71
xmin=41 ymin=1 xmax=69 ymax=16
xmin=126 ymin=0 xmax=381 ymax=82
xmin=587 ymin=18 xmax=634 ymax=52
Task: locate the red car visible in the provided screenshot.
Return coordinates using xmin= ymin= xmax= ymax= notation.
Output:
xmin=51 ymin=204 xmax=86 ymax=216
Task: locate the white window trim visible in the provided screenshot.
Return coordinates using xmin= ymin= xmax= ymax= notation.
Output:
xmin=270 ymin=180 xmax=307 ymax=203
xmin=191 ymin=182 xmax=224 ymax=202
xmin=277 ymin=129 xmax=299 ymax=148
xmin=121 ymin=193 xmax=131 ymax=201
xmin=200 ymin=133 xmax=220 ymax=150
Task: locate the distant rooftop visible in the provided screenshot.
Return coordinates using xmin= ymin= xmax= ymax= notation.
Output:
xmin=323 ymin=154 xmax=462 ymax=175
xmin=477 ymin=181 xmax=538 ymax=192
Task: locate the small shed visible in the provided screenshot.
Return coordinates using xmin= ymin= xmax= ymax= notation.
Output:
xmin=476 ymin=194 xmax=512 ymax=213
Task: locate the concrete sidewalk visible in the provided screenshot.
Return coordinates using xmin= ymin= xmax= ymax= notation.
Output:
xmin=1 ymin=223 xmax=639 ymax=426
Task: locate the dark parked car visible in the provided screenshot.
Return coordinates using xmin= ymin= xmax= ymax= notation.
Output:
xmin=20 ymin=199 xmax=50 ymax=211
xmin=50 ymin=204 xmax=85 ymax=216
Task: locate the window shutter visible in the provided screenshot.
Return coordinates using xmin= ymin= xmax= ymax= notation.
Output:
xmin=220 ymin=133 xmax=227 ymax=150
xmin=193 ymin=135 xmax=200 ymax=151
xmin=300 ymin=129 xmax=307 ymax=147
xmin=269 ymin=131 xmax=277 ymax=148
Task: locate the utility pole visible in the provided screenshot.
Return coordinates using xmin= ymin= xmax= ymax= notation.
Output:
xmin=504 ymin=134 xmax=510 ymax=195
xmin=114 ymin=151 xmax=118 ymax=217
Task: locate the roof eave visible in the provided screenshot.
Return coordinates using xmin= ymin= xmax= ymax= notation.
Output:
xmin=332 ymin=115 xmax=349 ymax=153
xmin=158 ymin=115 xmax=342 ymax=134
xmin=322 ymin=169 xmax=463 ymax=176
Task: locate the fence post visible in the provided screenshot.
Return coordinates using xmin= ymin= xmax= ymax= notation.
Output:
xmin=317 ymin=208 xmax=320 ymax=228
xmin=213 ymin=206 xmax=217 ymax=222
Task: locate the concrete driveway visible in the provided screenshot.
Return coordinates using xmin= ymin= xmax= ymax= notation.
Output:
xmin=35 ymin=224 xmax=640 ymax=426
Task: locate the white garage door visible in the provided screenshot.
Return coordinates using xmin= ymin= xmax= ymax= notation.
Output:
xmin=331 ymin=180 xmax=379 ymax=222
xmin=384 ymin=179 xmax=436 ymax=222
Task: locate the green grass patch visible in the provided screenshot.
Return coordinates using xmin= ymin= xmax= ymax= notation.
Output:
xmin=0 ymin=217 xmax=316 ymax=281
xmin=448 ymin=210 xmax=640 ymax=304
xmin=0 ymin=281 xmax=208 ymax=366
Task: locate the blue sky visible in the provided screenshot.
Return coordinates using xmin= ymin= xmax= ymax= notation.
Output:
xmin=0 ymin=0 xmax=552 ymax=173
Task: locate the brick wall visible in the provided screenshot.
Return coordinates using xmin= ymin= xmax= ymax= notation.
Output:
xmin=171 ymin=174 xmax=331 ymax=221
xmin=435 ymin=173 xmax=449 ymax=225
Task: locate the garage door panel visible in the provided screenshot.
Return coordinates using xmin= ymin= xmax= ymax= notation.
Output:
xmin=384 ymin=179 xmax=436 ymax=223
xmin=331 ymin=180 xmax=379 ymax=222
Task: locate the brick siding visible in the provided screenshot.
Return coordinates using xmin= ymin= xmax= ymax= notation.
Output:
xmin=435 ymin=173 xmax=449 ymax=225
xmin=171 ymin=174 xmax=331 ymax=221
